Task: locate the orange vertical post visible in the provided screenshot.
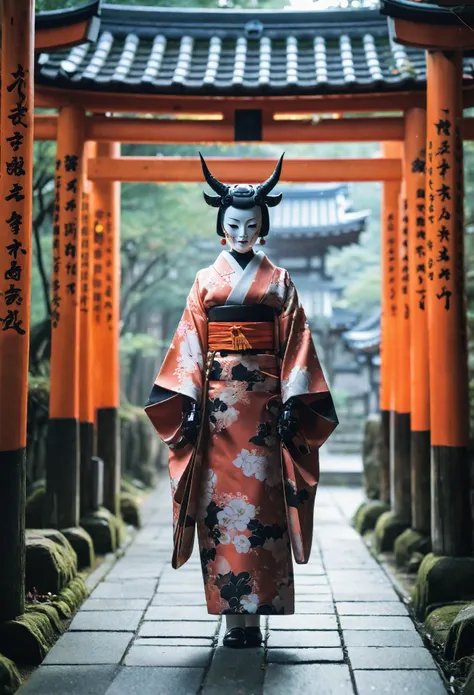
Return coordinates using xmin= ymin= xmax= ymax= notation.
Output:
xmin=426 ymin=51 xmax=471 ymax=556
xmin=404 ymin=108 xmax=431 ymax=539
xmin=380 ymin=143 xmax=401 ymax=507
xmin=93 ymin=142 xmax=121 ymax=517
xmin=392 ymin=174 xmax=411 ymax=528
xmin=79 ymin=142 xmax=97 ymax=517
xmin=0 ymin=0 xmax=34 ymax=621
xmin=46 ymin=105 xmax=85 ymax=529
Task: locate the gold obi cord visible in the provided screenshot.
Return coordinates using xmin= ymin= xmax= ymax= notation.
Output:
xmin=208 ymin=321 xmax=274 ymax=352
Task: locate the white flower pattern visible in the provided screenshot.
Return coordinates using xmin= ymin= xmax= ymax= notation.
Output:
xmin=217 ymin=499 xmax=256 ymax=532
xmin=233 ymin=534 xmax=251 ymax=553
xmin=282 ymin=365 xmax=312 ymax=402
xmin=240 ymin=593 xmax=259 ymax=613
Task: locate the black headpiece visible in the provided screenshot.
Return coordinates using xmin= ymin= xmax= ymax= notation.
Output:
xmin=199 ymin=153 xmax=284 ymax=238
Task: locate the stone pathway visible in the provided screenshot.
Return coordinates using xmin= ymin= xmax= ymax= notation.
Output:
xmin=18 ymin=483 xmax=448 ymax=695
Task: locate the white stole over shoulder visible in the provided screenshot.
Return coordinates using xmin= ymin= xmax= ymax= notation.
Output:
xmin=224 ymin=251 xmax=264 ymax=305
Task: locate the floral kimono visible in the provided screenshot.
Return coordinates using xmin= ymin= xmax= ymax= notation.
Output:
xmin=145 ymin=250 xmax=338 ymax=615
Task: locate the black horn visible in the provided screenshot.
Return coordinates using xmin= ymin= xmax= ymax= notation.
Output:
xmin=199 ymin=152 xmax=228 ymax=197
xmin=258 ymin=153 xmax=284 ymax=199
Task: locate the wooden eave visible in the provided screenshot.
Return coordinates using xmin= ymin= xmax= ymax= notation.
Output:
xmin=381 ymin=0 xmax=474 ymax=49
xmin=35 ymin=0 xmax=102 ymax=51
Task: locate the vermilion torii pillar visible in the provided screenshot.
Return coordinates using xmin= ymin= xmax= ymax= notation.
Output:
xmin=392 ymin=176 xmax=411 ymax=528
xmin=93 ymin=142 xmax=121 ymax=518
xmin=425 ymin=52 xmax=471 ymax=557
xmin=46 ymin=106 xmax=85 ymax=529
xmin=380 ymin=147 xmax=401 ymax=507
xmin=406 ymin=108 xmax=431 ymax=540
xmin=79 ymin=143 xmax=96 ymax=517
xmin=0 ymin=0 xmax=34 ymax=622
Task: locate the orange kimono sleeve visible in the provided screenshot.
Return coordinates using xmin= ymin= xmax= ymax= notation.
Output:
xmin=278 ymin=275 xmax=338 ymax=563
xmin=144 ymin=273 xmax=207 ymax=483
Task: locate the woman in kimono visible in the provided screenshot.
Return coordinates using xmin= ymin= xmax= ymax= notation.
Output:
xmin=145 ymin=154 xmax=338 ymax=648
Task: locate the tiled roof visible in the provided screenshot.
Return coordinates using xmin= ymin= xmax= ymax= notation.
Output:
xmin=35 ymin=3 xmax=434 ymax=96
xmin=270 ymin=184 xmax=369 ymax=239
xmin=343 ymin=311 xmax=380 ymax=353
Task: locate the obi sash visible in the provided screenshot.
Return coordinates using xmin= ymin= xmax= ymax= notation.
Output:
xmin=208 ymin=321 xmax=274 ymax=352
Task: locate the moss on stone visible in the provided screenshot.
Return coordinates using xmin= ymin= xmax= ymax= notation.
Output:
xmin=0 ymin=612 xmax=56 ymax=665
xmin=362 ymin=414 xmax=382 ymax=499
xmin=394 ymin=528 xmax=431 ymax=571
xmin=61 ymin=527 xmax=95 ymax=570
xmin=0 ymin=654 xmax=21 ymax=694
xmin=374 ymin=510 xmax=409 ymax=553
xmin=25 ymin=530 xmax=77 ymax=595
xmin=446 ymin=603 xmax=474 ymax=661
xmin=425 ymin=604 xmax=467 ymax=650
xmin=25 ymin=603 xmax=63 ymax=635
xmin=80 ymin=507 xmax=124 ymax=554
xmin=50 ymin=576 xmax=88 ymax=619
xmin=25 ymin=486 xmax=46 ymax=529
xmin=120 ymin=492 xmax=142 ymax=529
xmin=353 ymin=500 xmax=389 ymax=536
xmin=463 ymin=661 xmax=474 ymax=694
xmin=412 ymin=553 xmax=474 ymax=620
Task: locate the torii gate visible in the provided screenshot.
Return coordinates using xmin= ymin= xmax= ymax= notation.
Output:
xmin=1 ymin=0 xmax=473 ymax=623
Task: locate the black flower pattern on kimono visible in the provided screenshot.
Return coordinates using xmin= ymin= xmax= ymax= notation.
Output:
xmin=209 ymin=359 xmax=223 ymax=381
xmin=200 ymin=547 xmax=216 ymax=582
xmin=249 ymin=421 xmax=275 ymax=448
xmin=204 ymin=501 xmax=223 ymax=545
xmin=220 ymin=571 xmax=252 ymax=611
xmin=231 ymin=363 xmax=265 ymax=391
xmin=247 ymin=519 xmax=284 ymax=548
xmin=284 ymin=480 xmax=309 ymax=508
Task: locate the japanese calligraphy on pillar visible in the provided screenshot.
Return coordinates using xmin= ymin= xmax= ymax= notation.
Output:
xmin=412 ymin=152 xmax=426 ymax=311
xmin=80 ymin=192 xmax=90 ymax=315
xmin=93 ymin=211 xmax=104 ymax=325
xmin=400 ymin=199 xmax=409 ymax=319
xmin=104 ymin=212 xmax=113 ymax=331
xmin=52 ymin=161 xmax=62 ymax=328
xmin=1 ymin=64 xmax=30 ymax=336
xmin=387 ymin=212 xmax=397 ymax=318
xmin=63 ymin=154 xmax=79 ymax=302
xmin=431 ymin=110 xmax=454 ymax=311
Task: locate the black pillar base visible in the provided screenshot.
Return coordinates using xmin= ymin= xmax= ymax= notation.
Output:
xmin=0 ymin=449 xmax=25 ymax=621
xmin=380 ymin=409 xmax=391 ymax=505
xmin=411 ymin=430 xmax=431 ymax=535
xmin=80 ymin=421 xmax=96 ymax=518
xmin=374 ymin=510 xmax=409 ymax=553
xmin=46 ymin=418 xmax=79 ymax=529
xmin=394 ymin=528 xmax=431 ymax=571
xmin=432 ymin=445 xmax=472 ymax=557
xmin=97 ymin=407 xmax=120 ymax=517
xmin=392 ymin=412 xmax=411 ymax=524
xmin=413 ymin=553 xmax=474 ymax=619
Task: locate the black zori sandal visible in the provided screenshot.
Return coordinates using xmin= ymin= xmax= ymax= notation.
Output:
xmin=223 ymin=627 xmax=246 ymax=648
xmin=245 ymin=626 xmax=263 ymax=647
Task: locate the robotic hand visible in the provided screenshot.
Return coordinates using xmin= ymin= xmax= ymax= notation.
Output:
xmin=277 ymin=397 xmax=299 ymax=444
xmin=179 ymin=398 xmax=201 ymax=447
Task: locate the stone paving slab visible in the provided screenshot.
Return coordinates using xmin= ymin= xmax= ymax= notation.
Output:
xmin=105 ymin=667 xmax=205 ymax=695
xmin=137 ymin=620 xmax=217 ymax=639
xmin=347 ymin=646 xmax=437 ymax=670
xmin=134 ymin=637 xmax=212 ymax=647
xmin=336 ymin=601 xmax=408 ymax=616
xmin=201 ymin=647 xmax=265 ymax=695
xmin=267 ymin=630 xmax=341 ymax=648
xmin=263 ymin=663 xmax=354 ymax=695
xmin=354 ymin=669 xmax=449 ymax=695
xmin=267 ymin=648 xmax=345 ymax=664
xmin=144 ymin=606 xmax=219 ymax=621
xmin=19 ymin=666 xmax=118 ymax=695
xmin=81 ymin=599 xmax=149 ymax=612
xmin=90 ymin=580 xmax=157 ymax=599
xmin=339 ymin=615 xmax=414 ymax=630
xmin=124 ymin=645 xmax=212 ymax=667
xmin=343 ymin=630 xmax=424 ymax=647
xmin=269 ymin=615 xmax=338 ymax=630
xmin=69 ymin=611 xmax=143 ymax=632
xmin=43 ymin=632 xmax=134 ymax=665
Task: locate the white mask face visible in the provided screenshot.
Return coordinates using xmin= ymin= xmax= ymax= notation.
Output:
xmin=222 ymin=206 xmax=262 ymax=253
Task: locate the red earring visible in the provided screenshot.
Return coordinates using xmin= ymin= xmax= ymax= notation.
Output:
xmin=260 ymin=237 xmax=266 ymax=246
xmin=220 ymin=238 xmax=226 ymax=246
